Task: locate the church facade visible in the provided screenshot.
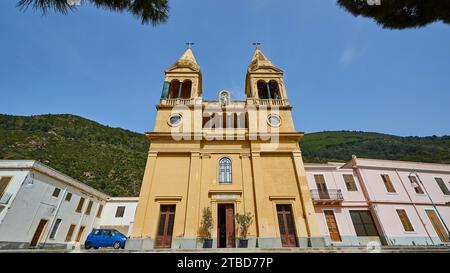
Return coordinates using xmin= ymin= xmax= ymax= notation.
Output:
xmin=127 ymin=46 xmax=325 ymax=249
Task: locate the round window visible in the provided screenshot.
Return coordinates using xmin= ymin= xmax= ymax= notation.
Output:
xmin=168 ymin=114 xmax=182 ymax=126
xmin=267 ymin=114 xmax=281 ymax=127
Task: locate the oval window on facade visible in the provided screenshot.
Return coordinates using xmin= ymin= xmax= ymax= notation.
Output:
xmin=168 ymin=114 xmax=182 ymax=126
xmin=267 ymin=114 xmax=281 ymax=127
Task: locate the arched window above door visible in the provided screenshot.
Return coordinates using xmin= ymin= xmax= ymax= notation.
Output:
xmin=219 ymin=157 xmax=232 ymax=184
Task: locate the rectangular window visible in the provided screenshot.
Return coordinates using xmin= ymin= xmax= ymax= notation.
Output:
xmin=408 ymin=176 xmax=424 ymax=194
xmin=49 ymin=219 xmax=62 ymax=239
xmin=65 ymin=192 xmax=72 ymax=202
xmin=343 ymin=174 xmax=358 ymax=191
xmin=52 ymin=188 xmax=61 ymax=197
xmin=314 ymin=174 xmax=327 ymax=191
xmin=435 ymin=177 xmax=450 ymax=195
xmin=76 ymin=226 xmax=86 ymax=242
xmin=381 ymin=174 xmax=396 ymax=193
xmin=0 ymin=176 xmax=13 ymax=198
xmin=426 ymin=210 xmax=450 ymax=243
xmin=96 ymin=204 xmax=104 ymax=218
xmin=85 ymin=200 xmax=93 ymax=215
xmin=76 ymin=197 xmax=85 ymax=213
xmin=314 ymin=174 xmax=330 ymax=199
xmin=115 ymin=206 xmax=126 ymax=218
xmin=396 ymin=209 xmax=414 ymax=232
xmin=65 ymin=224 xmax=76 ymax=242
xmin=350 ymin=211 xmax=379 ymax=237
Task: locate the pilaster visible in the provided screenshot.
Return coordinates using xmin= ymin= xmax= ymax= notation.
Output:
xmin=130 ymin=152 xmax=158 ymax=238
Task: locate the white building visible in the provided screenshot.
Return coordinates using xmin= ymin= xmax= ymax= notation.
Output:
xmin=0 ymin=160 xmax=109 ymax=249
xmin=99 ymin=197 xmax=138 ymax=236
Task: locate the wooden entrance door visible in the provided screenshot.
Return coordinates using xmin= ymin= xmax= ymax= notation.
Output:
xmin=426 ymin=210 xmax=450 ymax=243
xmin=217 ymin=204 xmax=235 ymax=248
xmin=324 ymin=210 xmax=341 ymax=242
xmin=30 ymin=219 xmax=48 ymax=247
xmin=314 ymin=175 xmax=330 ymax=199
xmin=276 ymin=205 xmax=297 ymax=247
xmin=155 ymin=205 xmax=176 ymax=248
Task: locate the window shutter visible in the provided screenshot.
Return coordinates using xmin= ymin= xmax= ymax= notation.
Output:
xmin=396 ymin=209 xmax=414 ymax=232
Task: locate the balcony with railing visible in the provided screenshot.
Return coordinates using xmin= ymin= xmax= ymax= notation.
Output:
xmin=310 ymin=189 xmax=343 ymax=205
xmin=247 ymin=98 xmax=289 ymax=106
xmin=160 ymin=98 xmax=195 ymax=106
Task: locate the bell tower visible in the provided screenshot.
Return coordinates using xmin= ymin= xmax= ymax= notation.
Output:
xmin=160 ymin=44 xmax=202 ymax=100
xmin=245 ymin=46 xmax=287 ymax=103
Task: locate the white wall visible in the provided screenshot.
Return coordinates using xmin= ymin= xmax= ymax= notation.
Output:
xmin=99 ymin=198 xmax=138 ymax=236
xmin=0 ymin=168 xmax=107 ymax=249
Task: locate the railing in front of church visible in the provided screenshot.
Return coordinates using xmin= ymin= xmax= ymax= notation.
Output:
xmin=248 ymin=98 xmax=289 ymax=106
xmin=160 ymin=98 xmax=195 ymax=106
xmin=161 ymin=98 xmax=289 ymax=106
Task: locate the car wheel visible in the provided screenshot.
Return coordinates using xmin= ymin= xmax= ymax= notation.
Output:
xmin=84 ymin=242 xmax=92 ymax=250
xmin=113 ymin=241 xmax=121 ymax=249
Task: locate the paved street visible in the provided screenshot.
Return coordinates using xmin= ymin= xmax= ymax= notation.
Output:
xmin=1 ymin=245 xmax=449 ymax=253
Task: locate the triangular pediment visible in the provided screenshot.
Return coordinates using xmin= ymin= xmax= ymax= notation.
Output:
xmin=165 ymin=64 xmax=199 ymax=73
xmin=248 ymin=66 xmax=283 ymax=74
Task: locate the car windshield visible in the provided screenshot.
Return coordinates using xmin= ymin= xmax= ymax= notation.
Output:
xmin=113 ymin=230 xmax=123 ymax=236
xmin=103 ymin=230 xmax=113 ymax=236
xmin=93 ymin=229 xmax=102 ymax=235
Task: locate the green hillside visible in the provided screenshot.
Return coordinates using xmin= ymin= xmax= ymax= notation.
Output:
xmin=301 ymin=131 xmax=450 ymax=164
xmin=0 ymin=114 xmax=148 ymax=197
xmin=1 ymin=114 xmax=449 ymax=197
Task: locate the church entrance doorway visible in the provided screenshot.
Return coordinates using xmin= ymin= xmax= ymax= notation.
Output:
xmin=217 ymin=204 xmax=235 ymax=248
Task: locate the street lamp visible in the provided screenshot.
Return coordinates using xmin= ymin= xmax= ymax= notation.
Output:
xmin=409 ymin=170 xmax=450 ymax=240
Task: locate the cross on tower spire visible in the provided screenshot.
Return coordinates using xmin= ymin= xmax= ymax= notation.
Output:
xmin=252 ymin=42 xmax=261 ymax=49
xmin=186 ymin=42 xmax=194 ymax=49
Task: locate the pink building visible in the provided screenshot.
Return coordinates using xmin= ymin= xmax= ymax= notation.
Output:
xmin=306 ymin=157 xmax=450 ymax=247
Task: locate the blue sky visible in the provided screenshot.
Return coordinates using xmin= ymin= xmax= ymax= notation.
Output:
xmin=1 ymin=0 xmax=449 ymax=136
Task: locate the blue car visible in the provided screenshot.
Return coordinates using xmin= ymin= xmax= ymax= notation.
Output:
xmin=84 ymin=229 xmax=127 ymax=250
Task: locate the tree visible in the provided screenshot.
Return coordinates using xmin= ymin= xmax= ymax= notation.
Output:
xmin=234 ymin=212 xmax=254 ymax=240
xmin=199 ymin=207 xmax=213 ymax=239
xmin=337 ymin=0 xmax=450 ymax=29
xmin=17 ymin=0 xmax=169 ymax=25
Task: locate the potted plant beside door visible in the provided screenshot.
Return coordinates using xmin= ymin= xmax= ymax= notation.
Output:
xmin=199 ymin=207 xmax=213 ymax=248
xmin=235 ymin=212 xmax=254 ymax=248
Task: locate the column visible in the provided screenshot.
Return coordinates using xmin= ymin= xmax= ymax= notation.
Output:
xmin=250 ymin=151 xmax=278 ymax=247
xmin=266 ymin=82 xmax=271 ymax=99
xmin=292 ymin=151 xmax=324 ymax=247
xmin=240 ymin=153 xmax=258 ymax=247
xmin=177 ymin=81 xmax=183 ymax=98
xmin=130 ymin=152 xmax=157 ymax=238
xmin=182 ymin=152 xmax=201 ymax=248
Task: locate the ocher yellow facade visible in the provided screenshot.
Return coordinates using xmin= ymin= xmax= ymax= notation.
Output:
xmin=128 ymin=47 xmax=325 ymax=249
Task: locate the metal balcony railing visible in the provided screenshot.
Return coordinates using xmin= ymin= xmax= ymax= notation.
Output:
xmin=310 ymin=189 xmax=343 ymax=202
